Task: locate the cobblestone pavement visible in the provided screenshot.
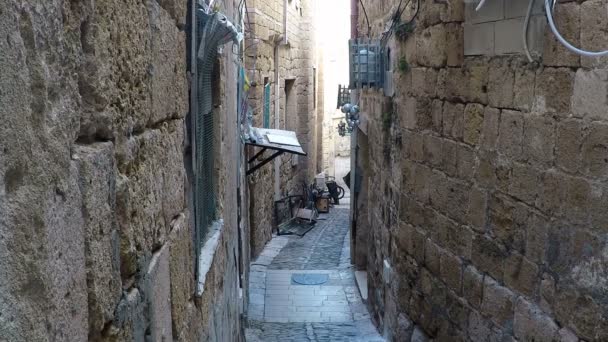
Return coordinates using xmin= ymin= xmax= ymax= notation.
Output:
xmin=246 ymin=205 xmax=384 ymax=341
xmin=268 ymin=208 xmax=349 ymax=270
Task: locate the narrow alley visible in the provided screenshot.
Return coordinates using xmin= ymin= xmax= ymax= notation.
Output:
xmin=245 ymin=195 xmax=384 ymax=341
xmin=3 ymin=0 xmax=608 ymax=341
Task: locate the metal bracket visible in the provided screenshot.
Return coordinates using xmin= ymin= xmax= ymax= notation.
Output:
xmin=247 ymin=149 xmax=284 ymax=176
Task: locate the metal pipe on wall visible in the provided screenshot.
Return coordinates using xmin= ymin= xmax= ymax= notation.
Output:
xmin=274 ymin=0 xmax=288 ymax=201
xmin=351 ymin=0 xmax=359 ymax=39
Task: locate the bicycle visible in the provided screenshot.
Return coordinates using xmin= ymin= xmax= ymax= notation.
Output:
xmin=325 ymin=176 xmax=345 ymax=205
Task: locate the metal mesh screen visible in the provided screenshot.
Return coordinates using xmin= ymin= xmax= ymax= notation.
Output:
xmin=194 ymin=11 xmax=217 ymax=242
xmin=263 ymin=84 xmax=271 ymax=128
xmin=349 ymin=39 xmax=384 ymax=89
xmin=337 ymin=85 xmax=351 ymax=109
xmin=193 ymin=10 xmax=237 ymax=242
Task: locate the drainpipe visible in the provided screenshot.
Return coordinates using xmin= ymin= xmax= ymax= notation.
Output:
xmin=273 ymin=42 xmax=281 ymax=201
xmin=349 ymin=0 xmax=359 ymax=255
xmin=351 ymin=0 xmax=359 ymax=39
xmin=274 ymin=0 xmax=288 ymax=201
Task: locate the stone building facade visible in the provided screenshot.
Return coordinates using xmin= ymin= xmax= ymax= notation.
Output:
xmin=353 ymin=0 xmax=608 ymax=341
xmin=0 ymin=0 xmax=246 ymax=341
xmin=244 ymin=0 xmax=322 ymax=256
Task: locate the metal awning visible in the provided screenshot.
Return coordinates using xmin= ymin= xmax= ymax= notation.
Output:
xmin=245 ymin=128 xmax=307 ymax=176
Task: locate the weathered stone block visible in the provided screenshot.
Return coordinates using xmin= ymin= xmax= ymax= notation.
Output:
xmin=468 ymin=186 xmax=487 ymax=233
xmin=497 ymin=109 xmax=524 ymax=160
xmin=539 ymin=272 xmax=555 ymax=314
xmin=169 ymin=212 xmax=195 ymax=340
xmin=149 ymin=0 xmax=188 ymax=125
xmin=522 ymin=115 xmax=555 ymax=167
xmin=108 ymin=288 xmax=147 ymax=341
xmin=424 ymin=239 xmax=442 ymax=276
xmin=534 ymin=68 xmax=574 ymax=115
xmin=536 ymin=170 xmax=566 ymax=217
xmin=145 ymin=245 xmax=173 ymax=341
xmin=456 ymin=144 xmax=475 ymax=181
xmin=445 ymin=23 xmax=464 ymax=66
xmin=464 ymin=103 xmax=485 ymax=146
xmin=472 ymin=234 xmax=506 ymax=281
xmin=79 ymin=0 xmax=154 ymax=138
xmin=116 ymin=120 xmax=186 ymax=279
xmin=155 ymin=0 xmax=187 ymax=26
xmin=514 ymin=297 xmax=559 ymax=342
xmin=475 ymin=150 xmax=498 ymax=188
xmin=563 ymin=175 xmax=591 ymax=224
xmin=581 ymin=122 xmax=608 ymax=179
xmin=488 ymin=194 xmax=526 ymax=252
xmin=411 ymin=68 xmax=438 ymax=98
xmin=423 ymin=134 xmax=443 ymax=168
xmin=440 ymin=251 xmax=462 ymax=294
xmin=513 ymin=68 xmax=535 ymax=111
xmin=463 ymin=265 xmax=484 ymax=309
xmin=556 ymin=119 xmax=584 ymax=174
xmin=440 ymin=0 xmax=465 ymax=23
xmin=416 ymin=24 xmax=447 ymax=68
xmin=464 ymin=64 xmax=489 ymax=104
xmin=468 ymin=310 xmax=503 ymax=342
xmin=480 ymin=107 xmax=500 ymax=151
xmin=442 ymin=102 xmax=465 ymax=141
xmin=504 ymin=252 xmax=539 ymax=298
xmin=525 ymin=214 xmax=549 ymax=265
xmin=75 ymin=143 xmax=122 ymax=334
xmin=481 ymin=277 xmax=515 ymax=327
xmin=543 ymin=1 xmax=580 ymax=67
xmin=431 ymin=99 xmax=444 ymax=134
xmin=572 ymin=69 xmax=608 ymax=121
xmin=581 ymin=0 xmax=608 ymax=68
xmin=487 ymin=60 xmax=514 ymax=108
xmin=508 ymin=162 xmax=540 ymax=205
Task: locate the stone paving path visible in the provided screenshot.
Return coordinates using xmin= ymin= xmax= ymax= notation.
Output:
xmin=246 ymin=206 xmax=384 ymax=342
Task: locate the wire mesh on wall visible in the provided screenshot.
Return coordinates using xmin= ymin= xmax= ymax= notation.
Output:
xmin=348 ymin=39 xmax=384 ymax=89
xmin=337 ymin=84 xmax=351 ymax=109
xmin=194 ymin=8 xmax=239 ymax=245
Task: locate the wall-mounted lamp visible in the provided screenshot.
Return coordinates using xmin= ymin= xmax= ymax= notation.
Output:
xmin=341 ymin=103 xmax=360 ymax=132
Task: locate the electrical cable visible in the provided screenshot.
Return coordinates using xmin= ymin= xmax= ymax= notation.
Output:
xmin=522 ymin=0 xmax=535 ymax=63
xmin=359 ymin=0 xmax=372 ymax=37
xmin=545 ymin=0 xmax=608 ymax=57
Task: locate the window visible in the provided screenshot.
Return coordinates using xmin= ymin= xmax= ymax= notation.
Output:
xmin=263 ymin=77 xmax=271 ymax=128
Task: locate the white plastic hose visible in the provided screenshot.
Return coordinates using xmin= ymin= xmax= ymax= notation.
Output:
xmin=545 ymin=0 xmax=608 ymax=57
xmin=522 ymin=0 xmax=535 ymax=62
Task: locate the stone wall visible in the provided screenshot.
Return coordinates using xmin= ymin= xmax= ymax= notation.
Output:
xmin=245 ymin=0 xmax=320 ymax=257
xmin=356 ymin=0 xmax=608 ymax=341
xmin=0 ymin=0 xmax=245 ymax=341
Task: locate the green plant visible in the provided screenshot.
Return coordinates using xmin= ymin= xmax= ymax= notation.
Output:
xmin=382 ymin=111 xmax=394 ymax=132
xmin=395 ymin=22 xmax=414 ymax=41
xmin=398 ymin=57 xmax=409 ymax=73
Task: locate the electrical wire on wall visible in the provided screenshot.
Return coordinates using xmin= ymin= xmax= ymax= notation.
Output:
xmin=359 ymin=0 xmax=372 ymax=37
xmin=545 ymin=0 xmax=608 ymax=57
xmin=380 ymin=0 xmax=419 ymax=46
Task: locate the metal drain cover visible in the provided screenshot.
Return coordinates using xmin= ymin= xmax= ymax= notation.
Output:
xmin=291 ymin=273 xmax=329 ymax=285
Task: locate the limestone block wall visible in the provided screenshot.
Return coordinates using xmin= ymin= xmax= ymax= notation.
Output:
xmin=357 ymin=0 xmax=608 ymax=341
xmin=0 ymin=0 xmax=244 ymax=341
xmin=245 ymin=0 xmax=320 ymax=256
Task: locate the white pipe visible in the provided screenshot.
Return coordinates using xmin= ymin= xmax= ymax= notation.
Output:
xmin=274 ymin=43 xmax=281 ymax=201
xmin=522 ymin=0 xmax=535 ymax=63
xmin=545 ymin=0 xmax=608 ymax=57
xmin=475 ymin=0 xmax=487 ymax=11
